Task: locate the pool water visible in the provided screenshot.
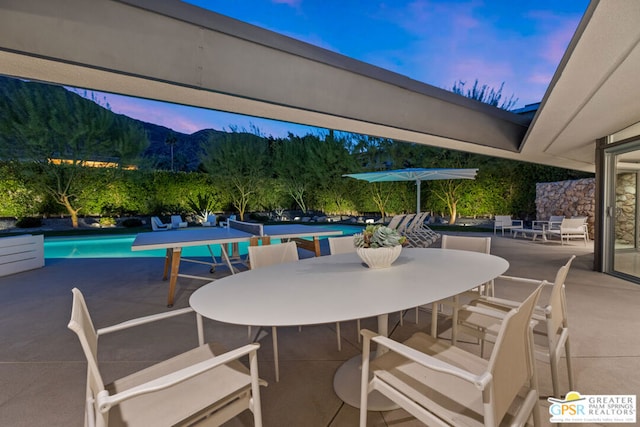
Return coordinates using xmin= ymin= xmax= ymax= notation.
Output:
xmin=44 ymin=224 xmax=364 ymax=259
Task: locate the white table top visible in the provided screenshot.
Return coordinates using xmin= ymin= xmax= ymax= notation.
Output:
xmin=190 ymin=248 xmax=509 ymax=327
xmin=131 ymin=224 xmax=341 ymax=251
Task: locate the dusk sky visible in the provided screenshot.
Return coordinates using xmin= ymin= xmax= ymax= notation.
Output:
xmin=78 ymin=0 xmax=590 ymax=138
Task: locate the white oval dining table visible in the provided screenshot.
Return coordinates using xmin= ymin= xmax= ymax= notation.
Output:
xmin=190 ymin=247 xmax=509 ymax=410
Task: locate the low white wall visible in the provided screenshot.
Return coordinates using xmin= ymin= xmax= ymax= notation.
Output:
xmin=0 ymin=234 xmax=44 ymax=277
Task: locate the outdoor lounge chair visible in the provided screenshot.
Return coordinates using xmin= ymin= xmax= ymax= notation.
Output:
xmin=532 ymin=215 xmax=564 ymax=231
xmin=68 ymin=288 xmax=265 ymax=427
xmin=202 ymin=214 xmax=217 ymax=227
xmin=150 ymin=216 xmax=171 ymax=231
xmin=545 ymin=217 xmax=588 ymax=245
xmin=403 ymin=212 xmax=441 ymax=248
xmin=454 ymin=256 xmax=576 ymax=397
xmin=394 ymin=213 xmax=415 ymax=235
xmin=385 ymin=214 xmax=406 ymax=230
xmin=171 ymin=214 xmax=188 ymax=228
xmin=493 ymin=215 xmax=523 ymax=236
xmin=359 ymin=283 xmax=544 ymax=427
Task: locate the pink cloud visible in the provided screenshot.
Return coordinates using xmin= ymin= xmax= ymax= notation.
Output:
xmin=540 ymin=24 xmax=577 ymax=64
xmin=528 ymin=72 xmax=553 ymax=85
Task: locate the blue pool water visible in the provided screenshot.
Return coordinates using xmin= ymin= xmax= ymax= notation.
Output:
xmin=44 ymin=224 xmax=364 ymax=259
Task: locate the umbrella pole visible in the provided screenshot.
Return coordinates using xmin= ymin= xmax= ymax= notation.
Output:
xmin=416 ymin=180 xmax=421 ymax=214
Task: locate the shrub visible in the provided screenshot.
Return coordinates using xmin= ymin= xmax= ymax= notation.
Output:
xmin=249 ymin=212 xmax=270 ymax=222
xmin=99 ymin=217 xmax=116 ymax=227
xmin=16 ymin=217 xmax=42 ymax=228
xmin=120 ymin=218 xmax=143 ymax=228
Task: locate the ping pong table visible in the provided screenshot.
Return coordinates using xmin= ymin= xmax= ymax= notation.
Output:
xmin=131 ymin=220 xmax=343 ymax=306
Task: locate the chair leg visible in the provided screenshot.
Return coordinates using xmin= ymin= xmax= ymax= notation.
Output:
xmin=431 ymin=302 xmax=438 ymax=337
xmin=565 ymin=338 xmax=575 ymax=392
xmin=451 ymin=295 xmax=459 ymax=346
xmin=272 ymin=326 xmax=279 ymax=382
xmin=550 ymin=352 xmax=561 ymax=397
xmin=336 ymin=322 xmax=342 ymax=352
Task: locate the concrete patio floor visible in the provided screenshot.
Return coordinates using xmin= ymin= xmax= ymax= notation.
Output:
xmin=1 ymin=232 xmax=638 ymax=426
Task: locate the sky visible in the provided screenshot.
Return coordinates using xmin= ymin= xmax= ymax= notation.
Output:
xmin=77 ymin=0 xmax=590 ymax=138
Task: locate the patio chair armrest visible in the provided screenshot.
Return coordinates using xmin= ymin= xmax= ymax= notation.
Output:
xmin=97 ymin=307 xmax=196 ymax=336
xmin=97 ymin=343 xmax=261 ymax=412
xmin=459 ymin=304 xmax=509 ymax=319
xmin=369 ymin=334 xmax=492 ymax=390
xmin=497 ymin=275 xmax=548 ymax=286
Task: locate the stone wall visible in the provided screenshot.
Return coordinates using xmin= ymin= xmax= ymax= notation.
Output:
xmin=535 ymin=178 xmax=595 ymax=236
xmin=615 ymin=173 xmax=636 ymax=244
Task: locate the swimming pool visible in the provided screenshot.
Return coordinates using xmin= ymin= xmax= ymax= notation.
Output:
xmin=44 ymin=224 xmax=364 ymax=259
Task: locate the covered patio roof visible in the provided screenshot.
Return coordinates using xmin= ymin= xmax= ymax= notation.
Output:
xmin=0 ymin=0 xmax=639 ymax=173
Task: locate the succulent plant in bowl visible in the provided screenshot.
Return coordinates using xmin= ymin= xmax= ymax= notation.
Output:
xmin=354 ymin=225 xmax=406 ymax=249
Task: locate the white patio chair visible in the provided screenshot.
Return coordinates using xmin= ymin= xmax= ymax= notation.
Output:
xmin=150 ymin=216 xmax=171 ymax=231
xmin=202 ymin=214 xmax=217 ymax=227
xmin=68 ymin=288 xmax=265 ymax=427
xmin=545 ymin=217 xmax=588 ymax=245
xmin=171 ymin=214 xmax=188 ymax=228
xmin=424 ymin=235 xmax=492 ymax=339
xmin=328 ymin=235 xmax=361 ymax=347
xmin=247 ymin=241 xmax=299 ymax=382
xmin=359 ymin=283 xmax=544 ymax=427
xmin=454 ymin=255 xmax=576 ymax=397
xmin=493 ymin=215 xmax=523 ymax=236
xmin=532 ymin=215 xmax=564 ymax=231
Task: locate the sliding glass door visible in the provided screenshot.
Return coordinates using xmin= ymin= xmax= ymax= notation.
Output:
xmin=605 ymin=141 xmax=640 ymax=280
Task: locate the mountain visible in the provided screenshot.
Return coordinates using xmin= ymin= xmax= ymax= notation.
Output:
xmin=135 ymin=120 xmax=226 ymax=171
xmin=0 ymin=75 xmax=227 ymax=171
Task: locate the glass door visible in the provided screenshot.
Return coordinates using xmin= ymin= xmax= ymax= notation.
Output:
xmin=606 ymin=142 xmax=640 ymax=280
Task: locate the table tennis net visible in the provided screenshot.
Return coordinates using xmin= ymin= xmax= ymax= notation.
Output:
xmin=228 ymin=219 xmax=264 ymax=236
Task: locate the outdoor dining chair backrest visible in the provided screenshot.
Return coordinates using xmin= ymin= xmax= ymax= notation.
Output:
xmin=441 ymin=234 xmax=491 ymax=254
xmin=328 ymin=236 xmax=356 ymax=255
xmin=248 ymin=241 xmax=299 ymax=269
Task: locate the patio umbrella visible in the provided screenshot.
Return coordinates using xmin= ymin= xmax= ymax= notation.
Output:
xmin=343 ymin=167 xmax=478 ymax=214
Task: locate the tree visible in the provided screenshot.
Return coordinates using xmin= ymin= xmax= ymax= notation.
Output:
xmin=451 ymin=79 xmax=518 ymax=111
xmin=271 ymin=135 xmax=316 ymax=213
xmin=201 ymin=131 xmax=269 ymax=220
xmin=351 ymin=135 xmax=399 ymax=219
xmin=0 ymin=78 xmax=148 ymax=227
xmin=165 ymin=131 xmax=178 ymax=171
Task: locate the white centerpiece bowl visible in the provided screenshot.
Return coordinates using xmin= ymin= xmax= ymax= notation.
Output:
xmin=356 ymin=245 xmax=402 ymax=269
